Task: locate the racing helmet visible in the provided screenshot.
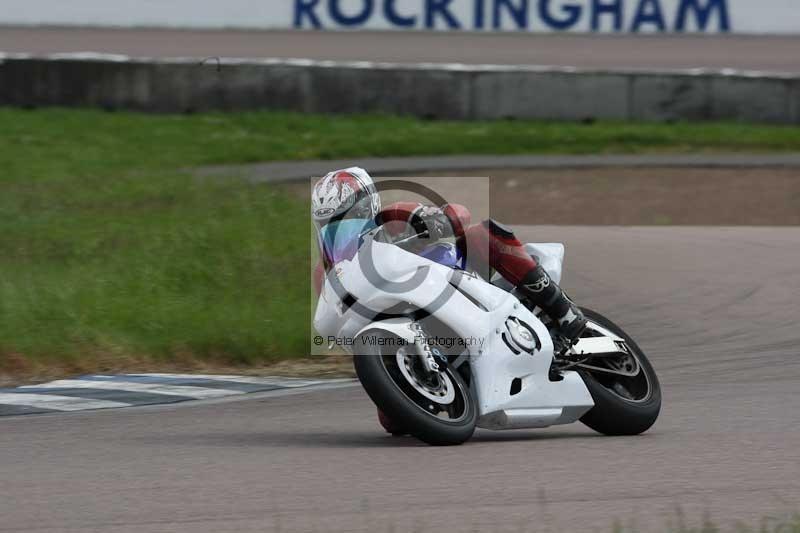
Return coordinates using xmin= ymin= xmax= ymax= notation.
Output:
xmin=311 ymin=168 xmax=380 ymax=227
xmin=312 ymin=167 xmax=381 ymax=264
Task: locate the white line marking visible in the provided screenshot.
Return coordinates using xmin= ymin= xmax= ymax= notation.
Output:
xmin=129 ymin=373 xmax=350 ymax=388
xmin=19 ymin=380 xmax=242 ymax=399
xmin=0 ymin=393 xmax=130 ymax=412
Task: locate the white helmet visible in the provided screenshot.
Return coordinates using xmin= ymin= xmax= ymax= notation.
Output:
xmin=311 ymin=167 xmax=381 ymax=228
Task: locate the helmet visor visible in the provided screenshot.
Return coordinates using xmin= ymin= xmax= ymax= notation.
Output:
xmin=317 ymin=218 xmax=376 ymax=264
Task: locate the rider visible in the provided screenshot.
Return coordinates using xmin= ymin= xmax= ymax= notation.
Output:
xmin=312 ymin=167 xmax=587 ymax=344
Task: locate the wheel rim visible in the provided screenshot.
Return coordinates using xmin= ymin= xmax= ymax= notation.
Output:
xmin=580 ymin=322 xmax=653 ymax=404
xmin=396 ymin=349 xmax=456 ymax=404
xmin=379 ymin=346 xmax=471 ymax=423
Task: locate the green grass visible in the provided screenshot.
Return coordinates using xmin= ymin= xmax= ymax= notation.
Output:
xmin=0 ymin=169 xmax=310 ymax=373
xmin=1 ymin=107 xmax=800 ymax=373
xmin=4 ymin=108 xmax=800 ymax=183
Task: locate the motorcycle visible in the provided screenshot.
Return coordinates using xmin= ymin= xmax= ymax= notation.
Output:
xmin=314 ymin=220 xmax=661 ymax=445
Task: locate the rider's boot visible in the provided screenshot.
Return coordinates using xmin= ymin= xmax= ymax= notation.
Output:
xmin=518 ymin=265 xmax=587 ymax=348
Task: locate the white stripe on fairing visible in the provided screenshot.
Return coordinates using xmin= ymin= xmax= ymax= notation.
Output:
xmin=0 ymin=393 xmax=130 ymax=412
xmin=20 ymin=380 xmax=242 ymax=399
xmin=128 ymin=374 xmax=345 ymax=387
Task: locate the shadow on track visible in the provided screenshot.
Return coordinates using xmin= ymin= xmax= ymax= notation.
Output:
xmin=133 ymin=429 xmax=602 ymax=449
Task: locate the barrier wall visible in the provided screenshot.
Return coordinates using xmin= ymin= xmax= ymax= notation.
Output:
xmin=0 ymin=0 xmax=799 ymax=34
xmin=2 ymin=54 xmax=797 ymax=123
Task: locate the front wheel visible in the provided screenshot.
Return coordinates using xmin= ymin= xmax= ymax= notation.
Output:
xmin=354 ymin=330 xmax=477 ymax=446
xmin=577 ymin=308 xmax=662 ymax=436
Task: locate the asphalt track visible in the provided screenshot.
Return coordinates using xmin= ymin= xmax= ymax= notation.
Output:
xmin=2 ymin=27 xmax=800 ymax=73
xmin=1 ymin=225 xmax=798 ymax=532
xmin=197 ymin=153 xmax=800 ymax=183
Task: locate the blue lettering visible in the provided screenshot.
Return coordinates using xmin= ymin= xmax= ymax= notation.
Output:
xmin=384 ymin=0 xmax=416 ymax=27
xmin=329 ymin=0 xmax=374 ymax=26
xmin=675 ymin=0 xmax=730 ymax=32
xmin=426 ymin=0 xmax=462 ymax=29
xmin=294 ymin=0 xmax=322 ymax=28
xmin=631 ymin=0 xmax=665 ymax=32
xmin=538 ymin=0 xmax=582 ymax=30
xmin=475 ymin=0 xmax=486 ymax=29
xmin=494 ymin=0 xmax=528 ymax=29
xmin=592 ymin=0 xmax=622 ymax=31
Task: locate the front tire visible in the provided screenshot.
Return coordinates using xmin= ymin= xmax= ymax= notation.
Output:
xmin=354 ymin=330 xmax=477 ymax=446
xmin=578 ymin=309 xmax=662 ymax=436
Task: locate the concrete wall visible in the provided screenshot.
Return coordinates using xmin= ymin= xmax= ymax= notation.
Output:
xmin=1 ymin=54 xmax=798 ymax=123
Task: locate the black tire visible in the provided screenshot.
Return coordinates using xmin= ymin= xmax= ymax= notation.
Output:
xmin=354 ymin=330 xmax=477 ymax=446
xmin=578 ymin=308 xmax=662 ymax=436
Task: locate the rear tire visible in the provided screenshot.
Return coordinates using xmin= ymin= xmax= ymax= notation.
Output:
xmin=578 ymin=309 xmax=662 ymax=436
xmin=354 ymin=330 xmax=477 ymax=446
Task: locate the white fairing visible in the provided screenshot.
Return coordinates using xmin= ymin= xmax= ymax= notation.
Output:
xmin=314 ymin=233 xmax=594 ymax=430
xmin=525 ymin=243 xmax=565 ymax=285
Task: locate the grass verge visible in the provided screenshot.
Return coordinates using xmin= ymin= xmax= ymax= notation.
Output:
xmin=1 ymin=107 xmax=799 ymax=378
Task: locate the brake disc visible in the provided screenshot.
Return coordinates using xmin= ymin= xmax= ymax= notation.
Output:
xmin=396 ymin=349 xmax=456 ymax=404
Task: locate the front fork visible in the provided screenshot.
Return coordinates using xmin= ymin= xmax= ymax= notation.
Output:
xmin=409 ymin=321 xmax=448 ymax=373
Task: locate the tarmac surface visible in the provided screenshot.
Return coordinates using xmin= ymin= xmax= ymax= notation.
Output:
xmin=2 ymin=27 xmax=800 ymax=73
xmin=197 ymin=153 xmax=800 ymax=182
xmin=1 ymin=225 xmax=798 ymax=532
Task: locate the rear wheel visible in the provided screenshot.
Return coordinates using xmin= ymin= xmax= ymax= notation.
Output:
xmin=577 ymin=309 xmax=661 ymax=436
xmin=354 ymin=330 xmax=477 ymax=446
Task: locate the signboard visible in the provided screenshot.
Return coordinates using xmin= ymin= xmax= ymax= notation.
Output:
xmin=1 ymin=0 xmax=799 ymax=34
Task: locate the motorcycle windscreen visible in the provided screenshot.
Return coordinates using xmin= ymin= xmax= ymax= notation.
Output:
xmin=318 ymin=218 xmax=376 ymax=264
